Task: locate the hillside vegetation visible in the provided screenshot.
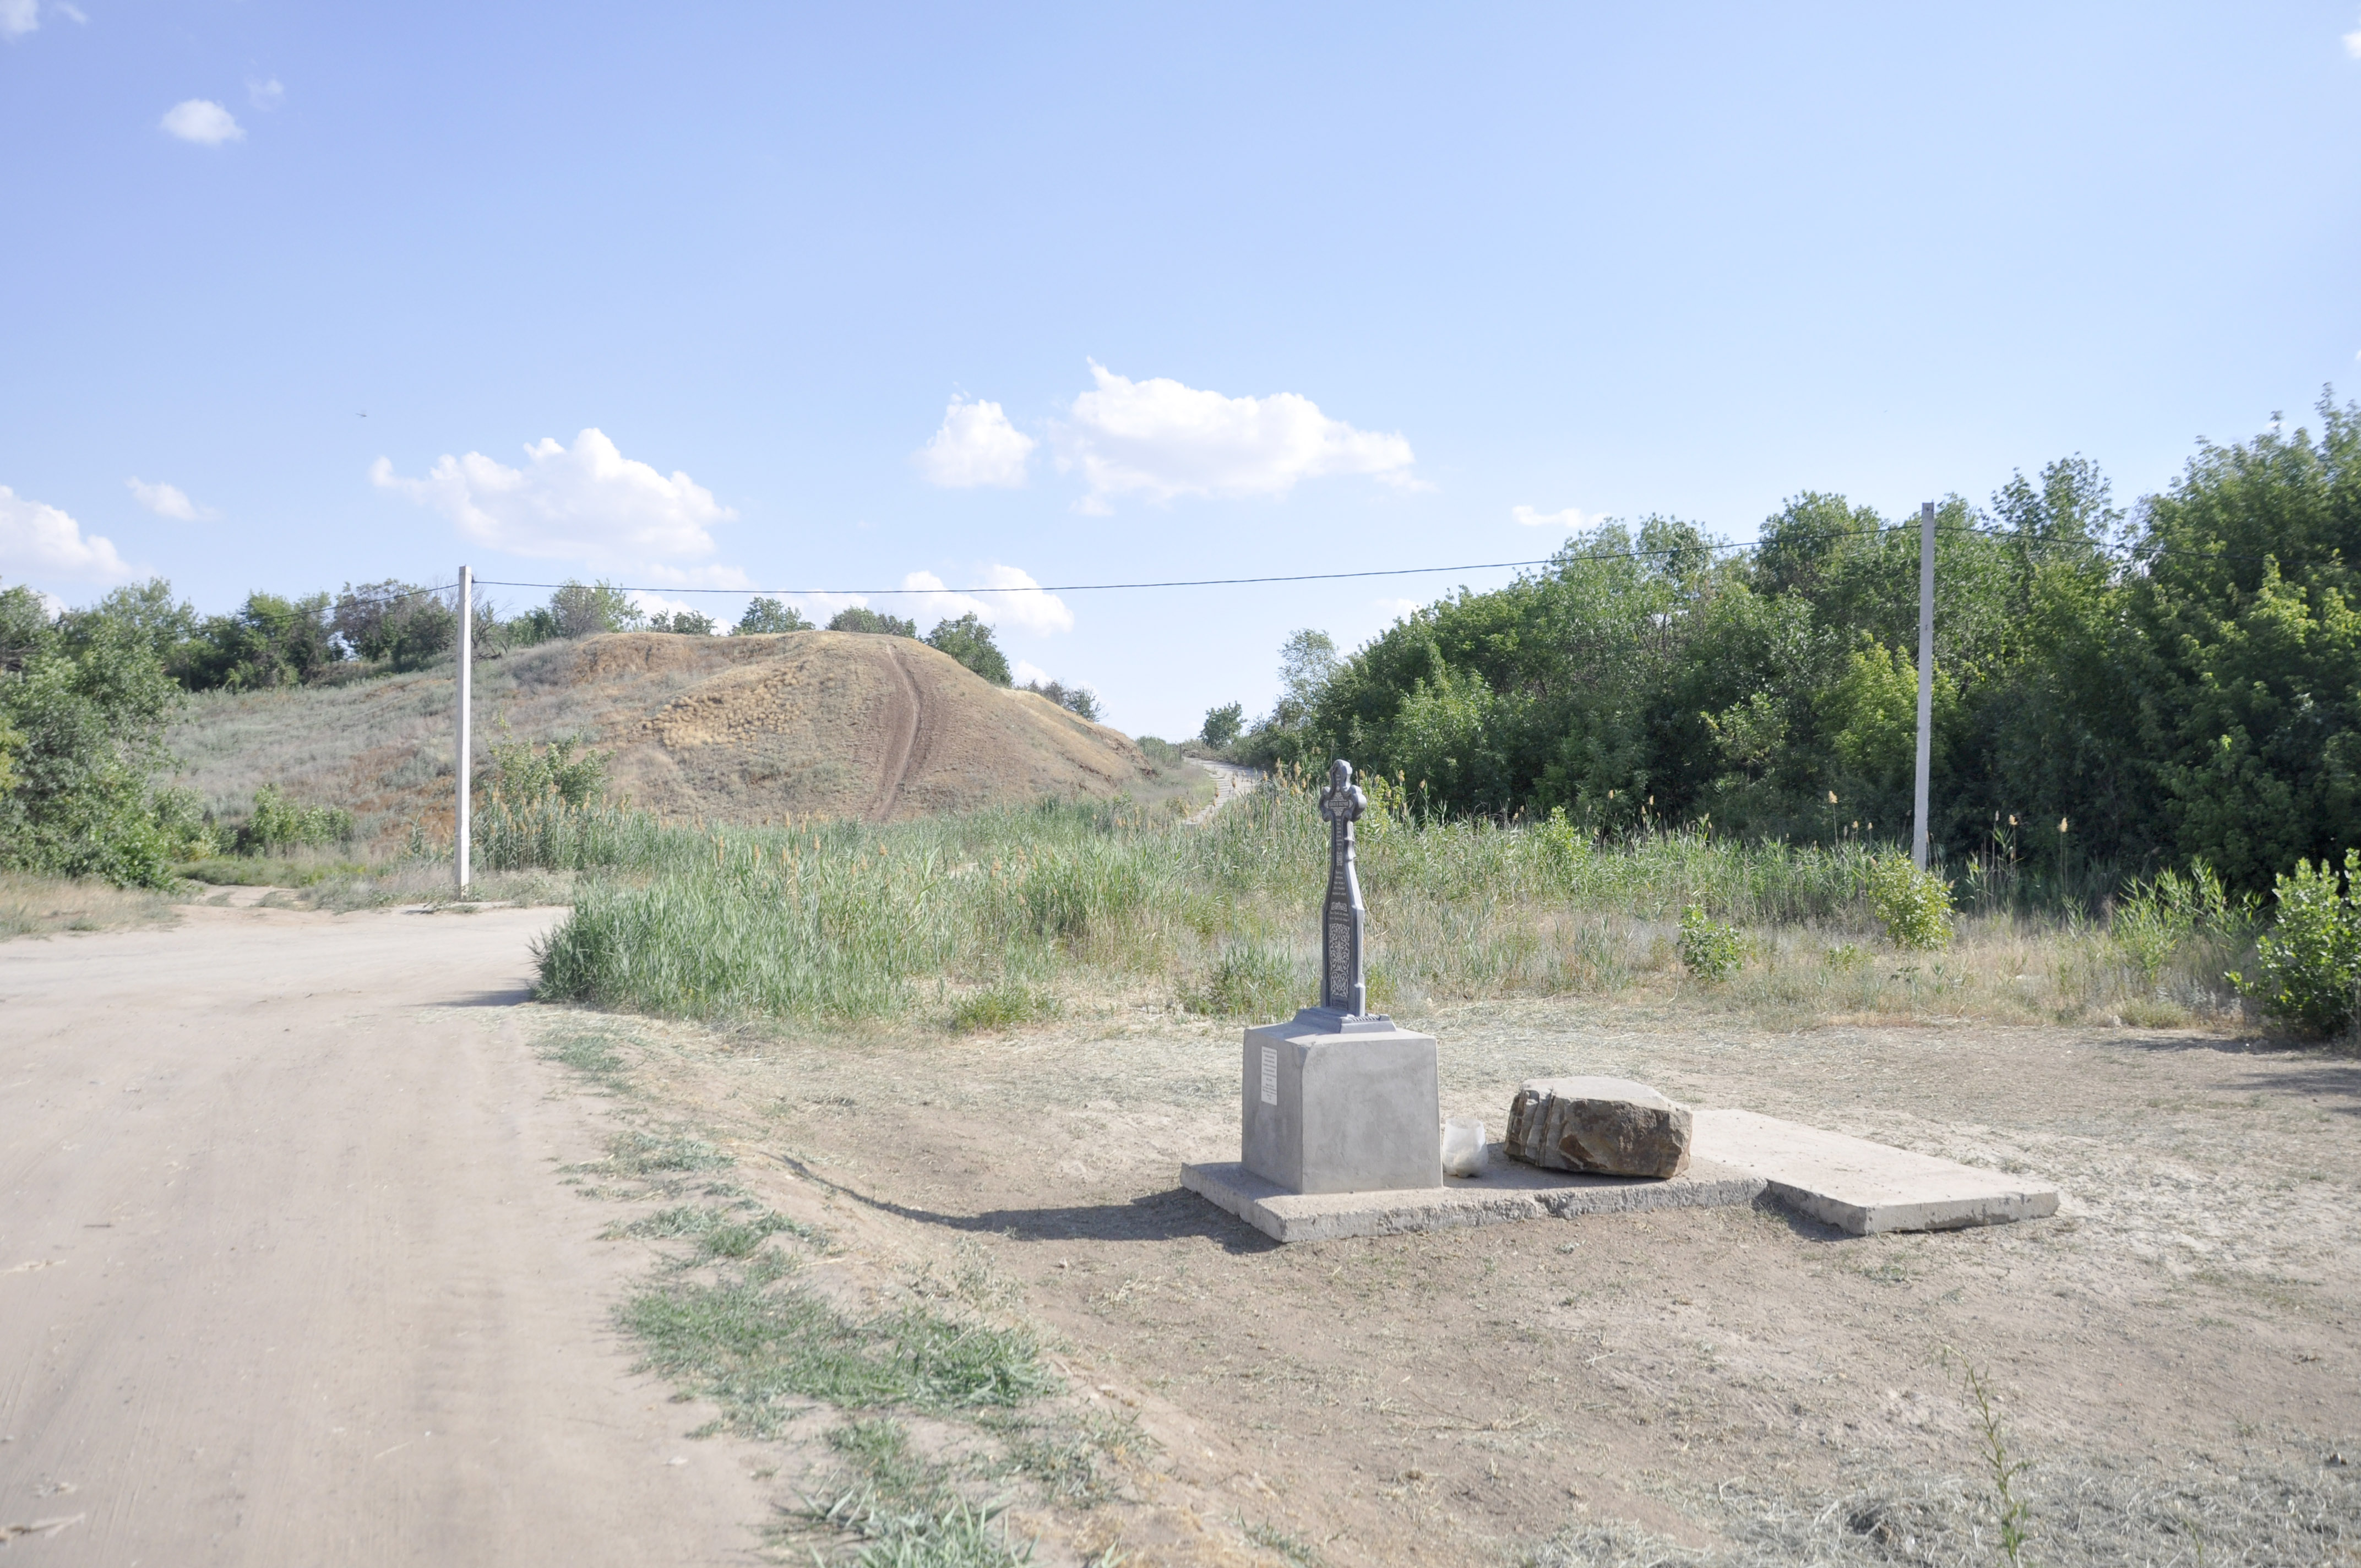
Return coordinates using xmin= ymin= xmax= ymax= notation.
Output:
xmin=163 ymin=630 xmax=1154 ymax=847
xmin=1232 ymin=399 xmax=2360 ymax=899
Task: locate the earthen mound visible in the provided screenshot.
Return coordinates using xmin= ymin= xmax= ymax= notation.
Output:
xmin=575 ymin=630 xmax=1149 ymax=824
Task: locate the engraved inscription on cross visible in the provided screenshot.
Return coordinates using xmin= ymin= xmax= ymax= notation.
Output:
xmin=1317 ymin=758 xmax=1369 ymax=1015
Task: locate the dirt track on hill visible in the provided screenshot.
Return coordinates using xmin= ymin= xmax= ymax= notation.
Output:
xmin=0 ymin=907 xmax=775 ymax=1565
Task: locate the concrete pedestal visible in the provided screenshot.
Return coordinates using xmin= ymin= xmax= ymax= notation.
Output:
xmin=1241 ymin=1013 xmax=1441 ymax=1195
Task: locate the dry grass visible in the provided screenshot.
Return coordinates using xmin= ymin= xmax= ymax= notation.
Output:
xmin=0 ymin=872 xmax=181 ymax=940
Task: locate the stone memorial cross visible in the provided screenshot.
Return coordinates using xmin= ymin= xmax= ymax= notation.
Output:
xmin=1317 ymin=758 xmax=1369 ymax=1016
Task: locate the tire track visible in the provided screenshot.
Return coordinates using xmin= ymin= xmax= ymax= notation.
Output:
xmin=864 ymin=642 xmax=931 ymax=823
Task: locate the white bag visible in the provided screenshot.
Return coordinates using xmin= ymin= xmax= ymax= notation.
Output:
xmin=1441 ymin=1117 xmax=1488 ymax=1178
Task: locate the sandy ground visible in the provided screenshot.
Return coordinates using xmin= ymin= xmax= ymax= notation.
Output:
xmin=0 ymin=906 xmax=780 ymax=1565
xmin=8 ymin=904 xmax=2357 ymax=1565
xmin=579 ymin=995 xmax=2361 ymax=1565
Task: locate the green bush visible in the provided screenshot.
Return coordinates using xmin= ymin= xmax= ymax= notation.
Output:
xmin=1201 ymin=702 xmax=1244 ymax=750
xmin=923 ymin=612 xmax=1011 ymax=685
xmin=2232 ymin=851 xmax=2361 ymax=1035
xmin=0 ymin=590 xmax=189 ymax=888
xmin=828 ymin=606 xmax=917 ymax=638
xmin=1866 ymin=854 xmax=1952 ymax=949
xmin=733 ymin=596 xmax=811 ymax=634
xmin=950 ymin=979 xmax=1058 ymax=1033
xmin=1187 ymin=941 xmax=1299 ymax=1017
xmin=485 ymin=736 xmax=608 ymax=809
xmin=233 ymin=784 xmax=353 ymax=855
xmin=1677 ymin=902 xmax=1743 ymax=980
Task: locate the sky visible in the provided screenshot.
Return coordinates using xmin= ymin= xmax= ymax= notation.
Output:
xmin=4 ymin=3 xmax=2360 ymax=739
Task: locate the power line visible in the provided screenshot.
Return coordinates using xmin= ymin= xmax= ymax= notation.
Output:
xmin=376 ymin=518 xmax=2338 ymax=608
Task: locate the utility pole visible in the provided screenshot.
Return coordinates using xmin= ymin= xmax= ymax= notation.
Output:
xmin=455 ymin=564 xmax=472 ymax=895
xmin=1911 ymin=502 xmax=1934 ymax=871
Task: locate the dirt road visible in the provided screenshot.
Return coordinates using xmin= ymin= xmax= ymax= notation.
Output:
xmin=0 ymin=906 xmax=773 ymax=1564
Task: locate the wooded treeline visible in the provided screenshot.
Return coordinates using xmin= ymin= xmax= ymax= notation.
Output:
xmin=1242 ymin=401 xmax=2359 ymax=893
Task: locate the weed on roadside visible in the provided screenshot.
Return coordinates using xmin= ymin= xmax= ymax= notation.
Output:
xmin=982 ymin=1408 xmax=1145 ymax=1510
xmin=604 ymin=1202 xmax=830 ymax=1260
xmin=621 ymin=1261 xmax=1057 ymax=1438
xmin=951 ymin=980 xmax=1060 ymax=1035
xmin=594 ymin=1129 xmax=734 ymax=1177
xmin=1239 ymin=1518 xmax=1323 ymax=1567
xmin=541 ymin=1028 xmax=633 ymax=1093
xmin=791 ymin=1417 xmax=1036 ymax=1566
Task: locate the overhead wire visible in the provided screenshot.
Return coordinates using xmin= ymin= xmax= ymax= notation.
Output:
xmin=361 ymin=518 xmax=2341 ymax=607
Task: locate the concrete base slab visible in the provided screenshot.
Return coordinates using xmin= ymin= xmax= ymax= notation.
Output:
xmin=1693 ymin=1108 xmax=2060 ymax=1234
xmin=1181 ymin=1150 xmax=1766 ymax=1243
xmin=1182 ymin=1109 xmax=2061 ymax=1242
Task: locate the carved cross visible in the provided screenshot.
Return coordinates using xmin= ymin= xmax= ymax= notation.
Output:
xmin=1317 ymin=759 xmax=1368 ymax=1015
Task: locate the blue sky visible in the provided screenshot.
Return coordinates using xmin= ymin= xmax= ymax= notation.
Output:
xmin=4 ymin=3 xmax=2359 ymax=739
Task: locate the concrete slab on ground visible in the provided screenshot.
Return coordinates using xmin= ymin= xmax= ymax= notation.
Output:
xmin=1183 ymin=1108 xmax=2061 ymax=1242
xmin=1180 ymin=1151 xmax=1767 ymax=1243
xmin=1693 ymin=1107 xmax=2061 ymax=1234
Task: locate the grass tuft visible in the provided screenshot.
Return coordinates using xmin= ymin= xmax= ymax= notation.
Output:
xmin=620 ymin=1265 xmax=1057 ymax=1438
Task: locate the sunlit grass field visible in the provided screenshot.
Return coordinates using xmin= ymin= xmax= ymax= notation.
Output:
xmin=500 ymin=770 xmax=2254 ymax=1035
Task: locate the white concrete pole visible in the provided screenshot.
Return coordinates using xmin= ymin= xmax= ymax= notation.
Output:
xmin=1911 ymin=502 xmax=1934 ymax=871
xmin=455 ymin=565 xmax=472 ymax=895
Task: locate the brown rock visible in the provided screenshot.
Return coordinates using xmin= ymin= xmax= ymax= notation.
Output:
xmin=1505 ymin=1076 xmax=1692 ymax=1178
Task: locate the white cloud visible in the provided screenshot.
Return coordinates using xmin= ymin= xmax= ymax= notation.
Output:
xmin=1 ymin=0 xmax=38 ymax=37
xmin=897 ymin=564 xmax=1073 ymax=636
xmin=247 ymin=76 xmax=284 ymax=110
xmin=792 ymin=591 xmax=869 ymax=625
xmin=0 ymin=486 xmax=132 ymax=582
xmin=126 ymin=476 xmax=216 ymax=521
xmin=1371 ymin=597 xmax=1422 ymax=622
xmin=1512 ymin=504 xmax=1590 ymax=529
xmin=914 ymin=395 xmax=1035 ymax=488
xmin=2346 ymin=19 xmax=2361 ymax=57
xmin=1054 ymin=361 xmax=1417 ymax=512
xmin=370 ymin=428 xmax=737 ymax=570
xmin=161 ymin=100 xmax=243 ymax=145
xmin=1011 ymin=659 xmax=1051 ymax=687
xmin=52 ymin=0 xmax=82 ymax=19
xmin=627 ymin=589 xmax=698 ymax=622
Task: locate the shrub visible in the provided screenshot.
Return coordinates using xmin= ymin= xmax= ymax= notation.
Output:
xmin=1866 ymin=854 xmax=1952 ymax=949
xmin=828 ymin=606 xmax=917 ymax=638
xmin=1187 ymin=941 xmax=1299 ymax=1017
xmin=1020 ymin=677 xmax=1101 ymax=722
xmin=0 ymin=600 xmax=188 ymax=887
xmin=2232 ymin=851 xmax=2361 ymax=1035
xmin=950 ymin=979 xmax=1058 ymax=1033
xmin=331 ymin=581 xmax=456 ymax=669
xmin=1677 ymin=902 xmax=1743 ymax=980
xmin=485 ymin=736 xmax=608 ymax=808
xmin=734 ymin=596 xmax=810 ymax=634
xmin=1201 ymin=702 xmax=1244 ymax=750
xmin=923 ymin=613 xmax=1011 ymax=685
xmin=234 ymin=784 xmax=353 ymax=855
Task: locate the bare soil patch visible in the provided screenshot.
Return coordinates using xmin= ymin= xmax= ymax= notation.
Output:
xmin=567 ymin=999 xmax=2361 ymax=1565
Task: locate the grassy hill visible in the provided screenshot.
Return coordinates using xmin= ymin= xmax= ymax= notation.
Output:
xmin=165 ymin=630 xmax=1163 ymax=848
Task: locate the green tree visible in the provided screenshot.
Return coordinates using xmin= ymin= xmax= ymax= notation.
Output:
xmin=1200 ymin=702 xmax=1244 ymax=750
xmin=0 ymin=601 xmax=190 ymax=886
xmin=828 ymin=606 xmax=918 ymax=638
xmin=648 ymin=608 xmax=717 ymax=635
xmin=1019 ymin=676 xmax=1100 ymax=721
xmin=923 ymin=613 xmax=1011 ymax=684
xmin=542 ymin=581 xmax=644 ymax=639
xmin=333 ymin=580 xmax=458 ymax=669
xmin=734 ymin=596 xmax=810 ymax=634
xmin=172 ymin=592 xmax=341 ymax=690
xmin=2130 ymin=397 xmax=2361 ymax=890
